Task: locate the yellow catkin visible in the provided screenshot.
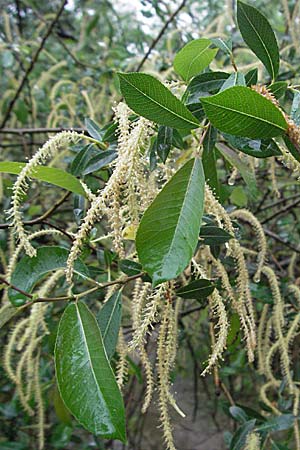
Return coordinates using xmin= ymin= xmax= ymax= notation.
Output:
xmin=116 ymin=328 xmax=128 ymax=388
xmin=288 ymin=252 xmax=297 ymax=279
xmin=244 ymin=431 xmax=261 ymax=450
xmin=34 ymin=351 xmax=45 ymax=450
xmin=257 ymin=304 xmax=269 ymax=374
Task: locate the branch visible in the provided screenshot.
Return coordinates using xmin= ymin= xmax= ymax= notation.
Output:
xmin=0 ymin=127 xmax=84 ymax=135
xmin=264 ymin=228 xmax=300 ymax=254
xmin=261 ymin=198 xmax=300 ymax=224
xmin=0 ymin=272 xmax=144 ymax=308
xmin=0 ymin=0 xmax=68 ymax=129
xmin=136 ymin=0 xmax=187 ymax=72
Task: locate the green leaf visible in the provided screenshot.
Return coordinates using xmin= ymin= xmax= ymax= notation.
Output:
xmin=201 ymin=86 xmax=287 ymax=138
xmin=283 ymin=135 xmax=300 ymax=163
xmin=223 ymin=134 xmax=282 ymax=158
xmin=183 ymin=72 xmax=230 ymax=104
xmin=220 ymin=72 xmax=245 ymax=91
xmin=119 ymin=259 xmax=142 ymax=277
xmin=200 ymin=225 xmax=233 ymax=245
xmin=136 ymin=158 xmax=205 ymax=287
xmin=237 ymin=1 xmax=279 ymax=80
xmin=8 ymin=247 xmax=89 ymax=305
xmin=117 ymin=72 xmax=199 ymax=130
xmin=156 ymin=126 xmax=173 ymax=163
xmin=70 ymin=144 xmax=96 ymax=176
xmin=268 ymin=81 xmax=288 ymax=99
xmin=245 ymin=68 xmax=258 ymax=86
xmin=85 ymin=118 xmax=103 ymax=141
xmin=229 ymin=406 xmax=248 ymax=424
xmin=82 ymin=150 xmax=117 ymax=175
xmin=202 ymin=125 xmax=219 ymax=196
xmin=230 ymin=186 xmax=248 ymax=207
xmin=0 ymin=303 xmax=21 ymax=329
xmin=256 ymin=414 xmax=295 ymax=432
xmin=173 ymin=39 xmax=218 ymax=81
xmin=176 ymin=279 xmax=215 ymax=300
xmin=211 ymin=37 xmax=232 ymax=55
xmin=0 ymin=162 xmax=86 ymax=197
xmin=217 ymin=143 xmax=258 ymax=198
xmin=230 ymin=419 xmax=256 ymax=450
xmin=291 ymin=90 xmax=300 ymax=126
xmin=97 ymin=291 xmax=122 ymax=360
xmin=55 ymin=301 xmax=126 ymax=441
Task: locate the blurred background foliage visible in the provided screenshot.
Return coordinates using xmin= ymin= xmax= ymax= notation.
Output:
xmin=1 ymin=1 xmax=300 ymax=449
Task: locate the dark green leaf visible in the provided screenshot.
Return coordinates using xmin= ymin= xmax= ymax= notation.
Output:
xmin=136 ymin=158 xmax=205 ymax=287
xmin=283 ymin=135 xmax=300 ymax=163
xmin=174 ymin=38 xmax=218 ymax=81
xmin=55 ymin=301 xmax=126 ymax=441
xmin=97 ymin=291 xmax=122 ymax=359
xmin=102 ymin=122 xmax=118 ymax=143
xmin=200 ymin=225 xmax=233 ymax=245
xmin=203 ymin=125 xmax=219 ymax=195
xmin=8 ymin=247 xmax=89 ymax=305
xmin=245 ymin=68 xmax=258 ymax=86
xmin=172 ymin=129 xmax=184 ymax=149
xmin=117 ymin=72 xmax=200 ymax=129
xmin=237 ymin=1 xmax=279 ymax=80
xmin=187 ymin=103 xmax=205 ymax=121
xmin=0 ymin=304 xmax=21 ymax=328
xmin=157 ymin=126 xmax=173 ymax=163
xmin=70 ymin=144 xmax=95 ymax=176
xmin=176 ymin=279 xmax=214 ymax=300
xmin=183 ymin=72 xmax=230 ymax=104
xmin=230 ymin=419 xmax=256 ymax=450
xmin=119 ymin=259 xmax=142 ymax=276
xmin=85 ymin=118 xmax=103 ymax=141
xmin=268 ymin=81 xmax=288 ymax=99
xmin=0 ymin=162 xmax=86 ymax=197
xmin=82 ymin=150 xmax=117 ymax=175
xmin=223 ymin=134 xmax=282 ymax=158
xmin=201 ymin=86 xmax=287 ymax=138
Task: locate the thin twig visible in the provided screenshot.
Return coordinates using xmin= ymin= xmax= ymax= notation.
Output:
xmin=136 ymin=0 xmax=187 ymax=72
xmin=0 ymin=0 xmax=68 ymax=128
xmin=0 ymin=127 xmax=84 ymax=134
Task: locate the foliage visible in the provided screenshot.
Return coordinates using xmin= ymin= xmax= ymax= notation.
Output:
xmin=1 ymin=1 xmax=300 ymax=450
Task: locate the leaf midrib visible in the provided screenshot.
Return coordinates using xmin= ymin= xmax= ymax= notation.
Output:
xmin=203 ymin=99 xmax=286 ymax=131
xmin=120 ymin=75 xmax=199 ymax=128
xmin=186 ymin=43 xmax=211 ymax=80
xmin=239 ymin=2 xmax=276 ymax=79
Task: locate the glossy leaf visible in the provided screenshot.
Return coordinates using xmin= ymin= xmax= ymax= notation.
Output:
xmin=136 ymin=158 xmax=205 ymax=287
xmin=174 ymin=38 xmax=218 ymax=81
xmin=237 ymin=1 xmax=279 ymax=80
xmin=70 ymin=144 xmax=96 ymax=176
xmin=119 ymin=259 xmax=142 ymax=276
xmin=176 ymin=279 xmax=215 ymax=300
xmin=268 ymin=81 xmax=287 ymax=99
xmin=283 ymin=135 xmax=300 ymax=163
xmin=201 ymin=86 xmax=287 ymax=138
xmin=8 ymin=247 xmax=89 ymax=305
xmin=55 ymin=301 xmax=126 ymax=441
xmin=183 ymin=72 xmax=230 ymax=104
xmin=220 ymin=72 xmax=245 ymax=91
xmin=202 ymin=125 xmax=219 ymax=196
xmin=157 ymin=126 xmax=173 ymax=163
xmin=85 ymin=118 xmax=103 ymax=141
xmin=230 ymin=419 xmax=256 ymax=450
xmin=200 ymin=225 xmax=232 ymax=245
xmin=117 ymin=72 xmax=199 ymax=129
xmin=245 ymin=68 xmax=258 ymax=86
xmin=0 ymin=162 xmax=86 ymax=197
xmin=82 ymin=150 xmax=117 ymax=175
xmin=223 ymin=134 xmax=282 ymax=158
xmin=97 ymin=291 xmax=122 ymax=360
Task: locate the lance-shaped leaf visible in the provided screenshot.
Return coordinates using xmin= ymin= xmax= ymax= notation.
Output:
xmin=55 ymin=301 xmax=126 ymax=441
xmin=136 ymin=158 xmax=205 ymax=287
xmin=237 ymin=1 xmax=279 ymax=80
xmin=176 ymin=279 xmax=215 ymax=301
xmin=8 ymin=247 xmax=90 ymax=305
xmin=97 ymin=291 xmax=122 ymax=360
xmin=0 ymin=162 xmax=86 ymax=197
xmin=117 ymin=72 xmax=199 ymax=130
xmin=201 ymin=86 xmax=287 ymax=138
xmin=174 ymin=38 xmax=218 ymax=81
xmin=200 ymin=225 xmax=233 ymax=245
